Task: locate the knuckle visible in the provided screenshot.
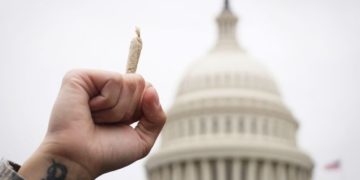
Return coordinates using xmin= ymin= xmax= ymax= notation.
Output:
xmin=103 ymin=80 xmax=120 ymax=105
xmin=103 ymin=94 xmax=117 ymax=106
xmin=123 ymin=110 xmax=132 ymax=121
xmin=135 ymin=75 xmax=146 ymax=89
xmin=114 ymin=74 xmax=124 ymax=85
xmin=127 ymin=74 xmax=145 ymax=91
xmin=112 ymin=109 xmax=125 ymax=121
xmin=62 ymin=69 xmax=83 ymax=85
xmin=158 ymin=111 xmax=167 ymax=126
xmin=126 ymin=79 xmax=137 ymax=93
xmin=140 ymin=143 xmax=152 ymax=158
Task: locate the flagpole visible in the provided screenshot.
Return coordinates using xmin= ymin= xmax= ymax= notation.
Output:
xmin=324 ymin=159 xmax=344 ymax=180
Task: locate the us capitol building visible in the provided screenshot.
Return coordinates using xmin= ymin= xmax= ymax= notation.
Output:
xmin=145 ymin=1 xmax=313 ymax=180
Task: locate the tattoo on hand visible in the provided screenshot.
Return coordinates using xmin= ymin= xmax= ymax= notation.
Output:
xmin=42 ymin=160 xmax=67 ymax=180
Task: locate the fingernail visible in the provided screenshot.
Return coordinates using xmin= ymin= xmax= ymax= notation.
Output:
xmin=147 ymin=82 xmax=153 ymax=87
xmin=151 ymin=87 xmax=160 ymax=106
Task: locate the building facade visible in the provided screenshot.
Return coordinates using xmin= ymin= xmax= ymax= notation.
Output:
xmin=145 ymin=1 xmax=313 ymax=180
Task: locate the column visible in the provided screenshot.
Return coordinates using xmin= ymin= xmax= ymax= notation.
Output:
xmin=295 ymin=168 xmax=301 ymax=180
xmin=217 ymin=159 xmax=226 ymax=180
xmin=201 ymin=159 xmax=211 ymax=180
xmin=246 ymin=159 xmax=257 ymax=180
xmin=162 ymin=165 xmax=171 ymax=180
xmin=232 ymin=158 xmax=242 ymax=180
xmin=298 ymin=168 xmax=308 ymax=180
xmin=172 ymin=162 xmax=182 ymax=180
xmin=147 ymin=171 xmax=153 ymax=180
xmin=275 ymin=163 xmax=286 ymax=180
xmin=184 ymin=160 xmax=196 ymax=180
xmin=302 ymin=169 xmax=309 ymax=180
xmin=307 ymin=170 xmax=313 ymax=180
xmin=288 ymin=165 xmax=296 ymax=180
xmin=269 ymin=162 xmax=275 ymax=180
xmin=151 ymin=168 xmax=161 ymax=180
xmin=260 ymin=160 xmax=273 ymax=180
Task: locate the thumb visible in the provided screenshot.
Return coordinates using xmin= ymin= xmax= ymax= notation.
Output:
xmin=135 ymin=86 xmax=166 ymax=157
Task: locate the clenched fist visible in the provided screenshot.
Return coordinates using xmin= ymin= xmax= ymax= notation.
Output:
xmin=18 ymin=69 xmax=166 ymax=179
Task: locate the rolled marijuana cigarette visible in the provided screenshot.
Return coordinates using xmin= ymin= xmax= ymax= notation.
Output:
xmin=126 ymin=27 xmax=143 ymax=73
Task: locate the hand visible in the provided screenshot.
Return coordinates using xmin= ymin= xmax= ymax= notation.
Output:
xmin=18 ymin=69 xmax=166 ymax=179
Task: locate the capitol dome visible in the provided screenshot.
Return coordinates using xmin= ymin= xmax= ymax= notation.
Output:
xmin=177 ymin=49 xmax=280 ymax=101
xmin=146 ymin=1 xmax=313 ymax=180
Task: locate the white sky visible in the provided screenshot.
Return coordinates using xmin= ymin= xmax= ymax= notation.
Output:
xmin=0 ymin=0 xmax=359 ymax=180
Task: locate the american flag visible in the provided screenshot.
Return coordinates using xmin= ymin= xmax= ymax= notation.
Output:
xmin=325 ymin=160 xmax=341 ymax=170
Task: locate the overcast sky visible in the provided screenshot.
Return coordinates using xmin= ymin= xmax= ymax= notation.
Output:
xmin=1 ymin=0 xmax=359 ymax=180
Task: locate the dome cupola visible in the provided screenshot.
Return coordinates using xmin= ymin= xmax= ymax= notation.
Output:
xmin=146 ymin=1 xmax=313 ymax=180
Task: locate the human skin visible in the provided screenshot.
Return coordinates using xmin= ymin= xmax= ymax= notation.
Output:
xmin=18 ymin=69 xmax=167 ymax=179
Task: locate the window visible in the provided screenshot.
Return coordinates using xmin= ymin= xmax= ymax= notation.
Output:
xmin=251 ymin=118 xmax=257 ymax=134
xmin=225 ymin=116 xmax=231 ymax=133
xmin=273 ymin=120 xmax=278 ymax=137
xmin=179 ymin=121 xmax=185 ymax=138
xmin=212 ymin=117 xmax=219 ymax=134
xmin=200 ymin=118 xmax=206 ymax=135
xmin=238 ymin=117 xmax=244 ymax=133
xmin=189 ymin=119 xmax=194 ymax=136
xmin=263 ymin=120 xmax=268 ymax=135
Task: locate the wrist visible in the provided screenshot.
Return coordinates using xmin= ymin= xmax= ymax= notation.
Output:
xmin=19 ymin=150 xmax=93 ymax=180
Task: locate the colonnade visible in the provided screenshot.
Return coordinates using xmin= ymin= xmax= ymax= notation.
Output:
xmin=148 ymin=158 xmax=311 ymax=180
xmin=162 ymin=114 xmax=297 ymax=146
xmin=177 ymin=73 xmax=279 ymax=96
